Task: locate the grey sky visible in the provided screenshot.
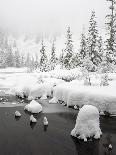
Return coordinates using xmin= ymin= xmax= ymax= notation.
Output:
xmin=0 ymin=0 xmax=108 ymax=37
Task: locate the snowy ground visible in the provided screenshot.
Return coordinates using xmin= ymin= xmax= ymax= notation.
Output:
xmin=0 ymin=67 xmax=116 ymax=115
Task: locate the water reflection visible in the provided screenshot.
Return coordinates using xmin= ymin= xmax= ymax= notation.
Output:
xmin=71 ymin=136 xmax=99 ymax=155
xmin=30 ymin=122 xmax=37 ymax=130
xmin=15 ymin=116 xmax=21 ymax=121
xmin=43 ymin=125 xmax=48 ymax=132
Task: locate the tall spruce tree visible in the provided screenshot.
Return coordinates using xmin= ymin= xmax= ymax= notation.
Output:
xmin=59 ymin=50 xmax=64 ymax=69
xmin=5 ymin=45 xmax=14 ymax=67
xmin=79 ymin=31 xmax=87 ymax=65
xmin=87 ymin=11 xmax=101 ymax=67
xmin=14 ymin=49 xmax=21 ymax=67
xmin=63 ymin=27 xmax=74 ymax=69
xmin=40 ymin=41 xmax=48 ymax=72
xmin=105 ymin=0 xmax=116 ymax=64
xmin=50 ymin=40 xmax=56 ymax=70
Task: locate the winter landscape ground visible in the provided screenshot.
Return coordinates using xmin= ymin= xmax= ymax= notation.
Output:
xmin=0 ymin=67 xmax=115 ymax=155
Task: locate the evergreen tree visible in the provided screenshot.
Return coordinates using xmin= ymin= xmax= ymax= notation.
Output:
xmin=4 ymin=36 xmax=8 ymax=50
xmin=25 ymin=52 xmax=31 ymax=67
xmin=50 ymin=40 xmax=56 ymax=70
xmin=59 ymin=50 xmax=64 ymax=69
xmin=105 ymin=0 xmax=116 ymax=64
xmin=34 ymin=53 xmax=39 ymax=69
xmin=5 ymin=45 xmax=14 ymax=67
xmin=87 ymin=11 xmax=101 ymax=67
xmin=0 ymin=49 xmax=6 ymax=68
xmin=80 ymin=32 xmax=87 ymax=60
xmin=14 ymin=49 xmax=21 ymax=67
xmin=63 ymin=27 xmax=74 ymax=69
xmin=39 ymin=41 xmax=48 ymax=72
xmin=20 ymin=54 xmax=25 ymax=67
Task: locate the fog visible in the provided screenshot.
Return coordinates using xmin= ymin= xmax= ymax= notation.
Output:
xmin=0 ymin=0 xmax=108 ymax=37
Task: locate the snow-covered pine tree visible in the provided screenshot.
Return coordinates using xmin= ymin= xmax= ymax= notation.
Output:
xmin=87 ymin=11 xmax=101 ymax=68
xmin=4 ymin=36 xmax=8 ymax=50
xmin=5 ymin=45 xmax=14 ymax=67
xmin=20 ymin=54 xmax=25 ymax=67
xmin=50 ymin=40 xmax=56 ymax=70
xmin=0 ymin=49 xmax=6 ymax=68
xmin=40 ymin=41 xmax=48 ymax=72
xmin=34 ymin=53 xmax=39 ymax=69
xmin=80 ymin=31 xmax=87 ymax=61
xmin=25 ymin=52 xmax=31 ymax=67
xmin=63 ymin=27 xmax=74 ymax=69
xmin=59 ymin=50 xmax=64 ymax=69
xmin=105 ymin=0 xmax=116 ymax=65
xmin=72 ymin=52 xmax=81 ymax=68
xmin=14 ymin=49 xmax=21 ymax=67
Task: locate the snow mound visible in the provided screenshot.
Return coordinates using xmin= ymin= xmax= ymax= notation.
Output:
xmin=43 ymin=117 xmax=48 ymax=125
xmin=71 ymin=105 xmax=102 ymax=141
xmin=30 ymin=115 xmax=37 ymax=123
xmin=24 ymin=100 xmax=42 ymax=113
xmin=15 ymin=111 xmax=21 ymax=117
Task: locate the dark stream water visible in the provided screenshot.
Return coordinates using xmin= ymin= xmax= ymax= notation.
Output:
xmin=0 ymin=98 xmax=115 ymax=155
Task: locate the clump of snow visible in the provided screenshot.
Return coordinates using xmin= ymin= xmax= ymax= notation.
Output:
xmin=30 ymin=115 xmax=37 ymax=123
xmin=74 ymin=105 xmax=78 ymax=110
xmin=108 ymin=144 xmax=112 ymax=149
xmin=12 ymin=102 xmax=17 ymax=105
xmin=71 ymin=105 xmax=102 ymax=141
xmin=43 ymin=117 xmax=48 ymax=125
xmin=49 ymin=97 xmax=58 ymax=104
xmin=15 ymin=111 xmax=21 ymax=117
xmin=24 ymin=100 xmax=42 ymax=113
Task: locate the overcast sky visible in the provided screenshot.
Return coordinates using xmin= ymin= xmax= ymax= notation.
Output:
xmin=0 ymin=0 xmax=108 ymax=37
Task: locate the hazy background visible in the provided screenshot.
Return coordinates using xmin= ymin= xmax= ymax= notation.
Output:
xmin=0 ymin=0 xmax=108 ymax=37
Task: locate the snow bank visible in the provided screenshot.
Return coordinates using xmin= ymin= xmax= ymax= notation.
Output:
xmin=28 ymin=78 xmax=65 ymax=100
xmin=71 ymin=105 xmax=102 ymax=141
xmin=24 ymin=100 xmax=42 ymax=113
xmin=50 ymin=81 xmax=116 ymax=114
xmin=8 ymin=74 xmax=41 ymax=98
xmin=36 ymin=68 xmax=82 ymax=81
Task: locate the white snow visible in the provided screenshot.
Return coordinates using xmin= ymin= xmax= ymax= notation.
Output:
xmin=15 ymin=111 xmax=21 ymax=117
xmin=43 ymin=117 xmax=48 ymax=125
xmin=30 ymin=115 xmax=37 ymax=123
xmin=71 ymin=105 xmax=102 ymax=141
xmin=28 ymin=78 xmax=65 ymax=100
xmin=108 ymin=144 xmax=112 ymax=149
xmin=50 ymin=80 xmax=116 ymax=114
xmin=24 ymin=100 xmax=42 ymax=113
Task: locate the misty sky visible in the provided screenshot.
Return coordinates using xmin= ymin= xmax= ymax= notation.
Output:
xmin=0 ymin=0 xmax=108 ymax=37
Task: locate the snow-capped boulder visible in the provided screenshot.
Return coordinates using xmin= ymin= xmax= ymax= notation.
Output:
xmin=30 ymin=115 xmax=37 ymax=123
xmin=71 ymin=105 xmax=102 ymax=142
xmin=15 ymin=111 xmax=21 ymax=117
xmin=24 ymin=100 xmax=42 ymax=113
xmin=49 ymin=97 xmax=58 ymax=104
xmin=43 ymin=117 xmax=48 ymax=125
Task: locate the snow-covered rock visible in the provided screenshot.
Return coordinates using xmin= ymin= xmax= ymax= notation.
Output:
xmin=71 ymin=105 xmax=102 ymax=142
xmin=24 ymin=100 xmax=42 ymax=113
xmin=43 ymin=117 xmax=48 ymax=125
xmin=108 ymin=144 xmax=112 ymax=149
xmin=74 ymin=105 xmax=78 ymax=110
xmin=30 ymin=115 xmax=37 ymax=123
xmin=49 ymin=97 xmax=58 ymax=104
xmin=15 ymin=111 xmax=21 ymax=117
